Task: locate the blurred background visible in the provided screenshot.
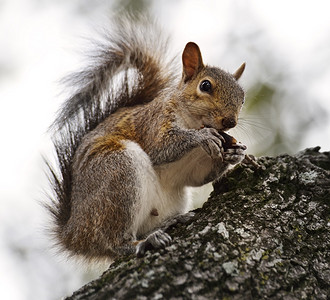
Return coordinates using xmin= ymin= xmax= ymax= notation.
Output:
xmin=0 ymin=0 xmax=329 ymax=299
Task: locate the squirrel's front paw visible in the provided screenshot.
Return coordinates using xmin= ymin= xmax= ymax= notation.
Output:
xmin=223 ymin=144 xmax=246 ymax=165
xmin=136 ymin=229 xmax=172 ymax=257
xmin=198 ymin=128 xmax=224 ymax=159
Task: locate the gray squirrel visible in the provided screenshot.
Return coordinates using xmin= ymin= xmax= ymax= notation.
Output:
xmin=46 ymin=16 xmax=247 ymax=261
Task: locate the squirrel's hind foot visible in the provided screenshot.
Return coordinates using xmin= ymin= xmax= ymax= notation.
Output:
xmin=136 ymin=229 xmax=172 ymax=257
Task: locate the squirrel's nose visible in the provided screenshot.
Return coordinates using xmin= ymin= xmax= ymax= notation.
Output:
xmin=222 ymin=117 xmax=237 ymax=129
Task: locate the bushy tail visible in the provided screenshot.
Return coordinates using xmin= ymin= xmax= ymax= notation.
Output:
xmin=45 ymin=15 xmax=177 ymax=238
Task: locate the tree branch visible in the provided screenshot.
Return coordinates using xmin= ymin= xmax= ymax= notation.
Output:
xmin=67 ymin=147 xmax=330 ymax=299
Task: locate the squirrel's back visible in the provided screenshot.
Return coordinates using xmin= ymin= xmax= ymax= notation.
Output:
xmin=46 ymin=15 xmax=177 ymax=247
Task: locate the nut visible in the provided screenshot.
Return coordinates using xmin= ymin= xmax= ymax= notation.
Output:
xmin=218 ymin=131 xmax=246 ymax=151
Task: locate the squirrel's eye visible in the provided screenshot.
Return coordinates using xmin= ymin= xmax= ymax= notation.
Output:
xmin=200 ymin=80 xmax=212 ymax=93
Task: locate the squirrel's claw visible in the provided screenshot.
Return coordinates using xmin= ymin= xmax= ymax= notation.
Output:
xmin=223 ymin=146 xmax=246 ymax=165
xmin=136 ymin=229 xmax=172 ymax=257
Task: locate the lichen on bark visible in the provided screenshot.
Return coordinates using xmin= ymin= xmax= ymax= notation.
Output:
xmin=67 ymin=147 xmax=330 ymax=300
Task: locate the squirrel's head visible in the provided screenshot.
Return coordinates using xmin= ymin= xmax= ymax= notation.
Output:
xmin=179 ymin=42 xmax=245 ymax=132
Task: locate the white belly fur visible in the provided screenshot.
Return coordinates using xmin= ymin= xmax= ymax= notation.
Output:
xmin=124 ymin=141 xmax=213 ymax=237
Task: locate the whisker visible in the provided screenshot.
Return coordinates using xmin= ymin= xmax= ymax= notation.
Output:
xmin=239 ymin=120 xmax=272 ymax=132
xmin=233 ymin=114 xmax=275 ymax=149
xmin=238 ymin=120 xmax=272 ymax=132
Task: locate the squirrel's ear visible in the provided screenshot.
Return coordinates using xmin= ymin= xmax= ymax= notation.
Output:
xmin=233 ymin=62 xmax=246 ymax=80
xmin=182 ymin=42 xmax=204 ymax=82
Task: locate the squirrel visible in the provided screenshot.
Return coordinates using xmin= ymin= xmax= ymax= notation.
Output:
xmin=46 ymin=16 xmax=247 ymax=262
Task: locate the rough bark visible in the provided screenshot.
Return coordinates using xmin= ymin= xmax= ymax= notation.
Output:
xmin=66 ymin=147 xmax=330 ymax=300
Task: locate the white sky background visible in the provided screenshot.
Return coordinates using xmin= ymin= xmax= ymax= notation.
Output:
xmin=0 ymin=0 xmax=329 ymax=299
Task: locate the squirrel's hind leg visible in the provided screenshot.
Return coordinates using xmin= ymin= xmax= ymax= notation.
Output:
xmin=68 ymin=140 xmax=149 ymax=259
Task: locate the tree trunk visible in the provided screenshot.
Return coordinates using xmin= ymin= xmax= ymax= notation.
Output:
xmin=66 ymin=147 xmax=329 ymax=300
